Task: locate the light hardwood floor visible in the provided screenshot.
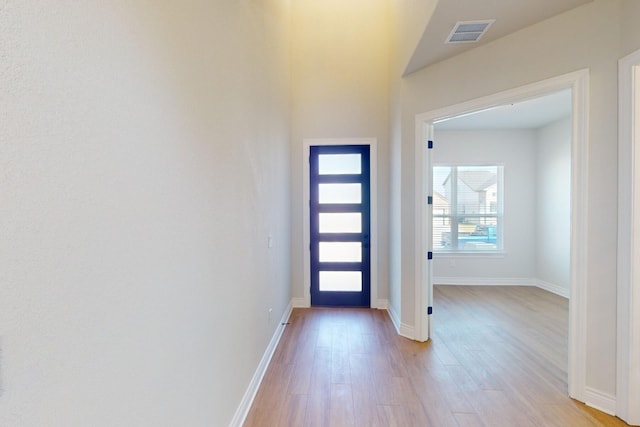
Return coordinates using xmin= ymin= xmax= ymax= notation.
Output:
xmin=244 ymin=286 xmax=629 ymax=426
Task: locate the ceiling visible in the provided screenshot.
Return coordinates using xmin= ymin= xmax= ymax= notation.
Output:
xmin=404 ymin=0 xmax=593 ymax=75
xmin=434 ymin=89 xmax=572 ymax=131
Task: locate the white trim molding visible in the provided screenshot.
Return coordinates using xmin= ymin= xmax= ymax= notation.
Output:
xmin=413 ymin=120 xmax=431 ymax=342
xmin=230 ymin=303 xmax=293 ymax=427
xmin=432 ymin=278 xmax=570 ymax=298
xmin=387 ymin=305 xmax=402 ymax=335
xmin=535 ymin=279 xmax=570 ymax=299
xmin=376 ymin=299 xmax=389 ymax=310
xmin=291 ymin=297 xmax=309 ymax=308
xmin=387 ymin=305 xmax=416 ymax=340
xmin=398 ymin=322 xmax=416 ymax=340
xmin=434 ymin=277 xmax=535 ymax=286
xmin=302 ymin=138 xmax=379 ymax=309
xmin=585 ymin=387 xmax=617 ymax=417
xmin=617 ymin=48 xmax=640 ymax=426
xmin=415 ymin=69 xmax=590 ymax=405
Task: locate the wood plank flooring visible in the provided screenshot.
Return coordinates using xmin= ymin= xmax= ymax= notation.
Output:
xmin=244 ymin=286 xmax=629 ymax=426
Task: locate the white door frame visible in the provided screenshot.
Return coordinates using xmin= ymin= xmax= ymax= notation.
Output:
xmin=411 ymin=123 xmax=433 ymax=342
xmin=617 ymin=49 xmax=640 ymax=426
xmin=414 ymin=69 xmax=590 ymax=401
xmin=301 ymin=138 xmax=379 ymax=308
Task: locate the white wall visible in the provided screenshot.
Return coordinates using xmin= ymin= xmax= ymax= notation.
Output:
xmin=289 ymin=0 xmax=391 ymax=306
xmin=0 ymin=1 xmax=291 ymax=425
xmin=391 ymin=0 xmax=625 ymax=397
xmin=432 ymin=130 xmax=537 ymax=282
xmin=536 ymin=117 xmax=572 ymax=294
xmin=394 ymin=0 xmax=438 ymax=74
xmin=432 ymin=120 xmax=572 ymax=295
xmin=622 ymin=0 xmax=640 ymax=56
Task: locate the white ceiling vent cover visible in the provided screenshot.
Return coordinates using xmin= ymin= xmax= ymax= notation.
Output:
xmin=446 ymin=20 xmax=495 ymax=44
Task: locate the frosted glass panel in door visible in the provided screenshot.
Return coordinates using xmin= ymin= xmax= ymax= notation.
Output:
xmin=319 ymin=183 xmax=362 ymax=204
xmin=318 ymin=154 xmax=361 ymax=175
xmin=319 ymin=213 xmax=361 ymax=233
xmin=319 ymin=271 xmax=362 ymax=292
xmin=319 ymin=242 xmax=362 ymax=262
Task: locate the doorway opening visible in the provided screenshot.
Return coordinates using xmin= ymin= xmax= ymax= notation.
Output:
xmin=415 ymin=69 xmax=589 ymax=402
xmin=302 ymin=138 xmax=379 ymax=308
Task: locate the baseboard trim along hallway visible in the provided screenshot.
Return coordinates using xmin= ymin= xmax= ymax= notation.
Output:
xmin=229 ymin=303 xmax=293 ymax=427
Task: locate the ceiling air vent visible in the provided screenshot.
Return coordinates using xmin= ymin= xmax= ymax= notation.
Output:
xmin=446 ymin=20 xmax=495 ymax=44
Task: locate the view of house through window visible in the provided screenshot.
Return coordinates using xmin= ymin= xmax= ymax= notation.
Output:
xmin=433 ymin=165 xmax=503 ymax=252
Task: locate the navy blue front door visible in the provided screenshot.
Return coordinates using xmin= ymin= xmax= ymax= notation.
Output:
xmin=309 ymin=145 xmax=370 ymax=307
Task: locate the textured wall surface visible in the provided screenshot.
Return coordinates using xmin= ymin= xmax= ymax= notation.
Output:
xmin=0 ymin=1 xmax=291 ymax=425
xmin=289 ymin=0 xmax=391 ymax=304
xmin=536 ymin=118 xmax=571 ymax=292
xmin=432 ymin=129 xmax=537 ymax=281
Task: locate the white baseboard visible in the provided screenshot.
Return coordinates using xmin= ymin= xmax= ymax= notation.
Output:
xmin=291 ymin=297 xmax=309 ymax=308
xmin=388 ymin=305 xmax=400 ymax=329
xmin=584 ymin=387 xmax=617 ymax=416
xmin=434 ymin=277 xmax=535 ymax=286
xmin=387 ymin=305 xmax=415 ymax=340
xmin=433 ymin=277 xmax=570 ymax=299
xmin=388 ymin=305 xmax=402 ymax=333
xmin=399 ymin=322 xmax=416 ymax=340
xmin=291 ymin=297 xmax=386 ymax=309
xmin=229 ymin=303 xmax=293 ymax=427
xmin=375 ymin=299 xmax=389 ymax=309
xmin=535 ymin=279 xmax=570 ymax=299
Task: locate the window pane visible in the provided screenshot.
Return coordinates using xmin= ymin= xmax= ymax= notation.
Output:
xmin=433 ymin=165 xmax=502 ymax=252
xmin=319 ymin=154 xmax=361 ymax=175
xmin=319 ymin=271 xmax=362 ymax=292
xmin=319 ymin=213 xmax=361 ymax=233
xmin=319 ymin=242 xmax=362 ymax=262
xmin=319 ymin=183 xmax=361 ymax=204
xmin=433 ymin=166 xmax=451 ymax=199
xmin=457 ymin=219 xmax=498 ymax=250
xmin=433 ymin=216 xmax=451 ymax=249
xmin=456 ymin=166 xmax=498 ymax=215
xmin=433 ymin=168 xmax=452 ymax=250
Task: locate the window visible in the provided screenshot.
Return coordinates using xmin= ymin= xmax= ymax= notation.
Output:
xmin=433 ymin=165 xmax=503 ymax=252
